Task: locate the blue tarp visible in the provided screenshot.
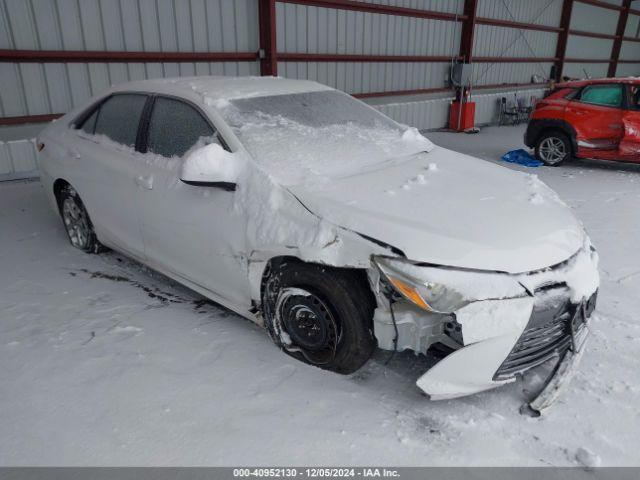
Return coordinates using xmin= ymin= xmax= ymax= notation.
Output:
xmin=501 ymin=149 xmax=542 ymax=167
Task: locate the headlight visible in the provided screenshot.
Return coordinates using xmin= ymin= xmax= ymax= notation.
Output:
xmin=373 ymin=256 xmax=527 ymax=314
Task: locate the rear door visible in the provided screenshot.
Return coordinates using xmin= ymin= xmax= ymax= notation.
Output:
xmin=619 ymin=84 xmax=640 ymax=161
xmin=566 ymin=83 xmax=624 ymax=157
xmin=135 ymin=95 xmax=250 ymax=306
xmin=71 ymin=93 xmax=148 ymax=258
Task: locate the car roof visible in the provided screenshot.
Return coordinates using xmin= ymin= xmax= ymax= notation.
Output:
xmin=110 ymin=75 xmax=334 ymax=102
xmin=557 ymin=77 xmax=640 ymax=89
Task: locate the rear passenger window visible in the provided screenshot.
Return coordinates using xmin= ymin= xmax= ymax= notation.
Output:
xmin=579 ymin=85 xmax=623 ymax=108
xmin=94 ymin=94 xmax=147 ymax=148
xmin=147 ymin=97 xmax=215 ymax=158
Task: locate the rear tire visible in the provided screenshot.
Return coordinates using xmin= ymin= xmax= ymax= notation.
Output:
xmin=262 ymin=260 xmax=376 ymax=374
xmin=535 ymin=131 xmax=572 ymax=166
xmin=57 ymin=185 xmax=103 ymax=253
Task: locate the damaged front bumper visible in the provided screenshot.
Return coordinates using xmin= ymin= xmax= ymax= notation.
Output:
xmin=370 ymin=243 xmax=599 ymax=401
xmin=416 ymin=291 xmax=596 ymax=400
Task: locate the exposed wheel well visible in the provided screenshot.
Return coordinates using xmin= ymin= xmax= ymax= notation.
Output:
xmin=260 ymin=256 xmax=376 ymax=317
xmin=259 ymin=255 xmax=378 ymax=373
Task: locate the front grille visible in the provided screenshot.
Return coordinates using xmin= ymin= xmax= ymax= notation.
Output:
xmin=494 ymin=289 xmax=597 ymax=380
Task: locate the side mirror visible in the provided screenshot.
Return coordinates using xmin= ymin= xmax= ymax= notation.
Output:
xmin=180 ymin=143 xmax=240 ymax=191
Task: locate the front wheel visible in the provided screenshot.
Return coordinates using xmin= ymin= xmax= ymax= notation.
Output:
xmin=262 ymin=261 xmax=376 ymax=374
xmin=535 ymin=131 xmax=572 ymax=166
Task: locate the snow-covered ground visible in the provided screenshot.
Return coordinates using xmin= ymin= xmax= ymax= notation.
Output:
xmin=1 ymin=125 xmax=639 ymax=466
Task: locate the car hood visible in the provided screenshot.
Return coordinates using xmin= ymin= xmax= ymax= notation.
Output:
xmin=288 ymin=147 xmax=585 ymax=274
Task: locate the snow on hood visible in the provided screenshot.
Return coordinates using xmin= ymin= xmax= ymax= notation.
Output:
xmin=289 ymin=147 xmax=586 ymax=274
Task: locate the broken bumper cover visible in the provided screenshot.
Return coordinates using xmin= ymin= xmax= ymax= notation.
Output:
xmin=417 ymin=291 xmax=596 ymax=400
xmin=416 ymin=296 xmax=534 ymax=400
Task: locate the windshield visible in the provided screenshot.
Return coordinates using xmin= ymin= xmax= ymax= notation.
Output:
xmin=218 ymin=90 xmax=433 ymax=186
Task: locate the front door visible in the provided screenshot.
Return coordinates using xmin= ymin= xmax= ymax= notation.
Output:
xmin=619 ymin=85 xmax=640 ymax=162
xmin=567 ymin=83 xmax=624 ymax=158
xmin=71 ymin=93 xmax=148 ymax=258
xmin=135 ymin=96 xmax=250 ymax=307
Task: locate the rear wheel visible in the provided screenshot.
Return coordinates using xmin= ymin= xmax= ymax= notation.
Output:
xmin=262 ymin=260 xmax=376 ymax=374
xmin=535 ymin=131 xmax=571 ymax=166
xmin=57 ymin=186 xmax=103 ymax=253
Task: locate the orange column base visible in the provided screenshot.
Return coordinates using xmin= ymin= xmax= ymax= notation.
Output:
xmin=449 ymin=101 xmax=476 ymax=131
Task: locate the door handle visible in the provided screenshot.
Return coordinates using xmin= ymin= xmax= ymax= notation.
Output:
xmin=135 ymin=175 xmax=153 ymax=190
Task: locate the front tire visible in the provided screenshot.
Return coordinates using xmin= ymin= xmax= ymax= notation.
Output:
xmin=57 ymin=186 xmax=103 ymax=253
xmin=262 ymin=261 xmax=376 ymax=374
xmin=535 ymin=131 xmax=572 ymax=166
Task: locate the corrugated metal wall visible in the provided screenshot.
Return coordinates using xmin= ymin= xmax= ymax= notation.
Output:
xmin=275 ymin=1 xmax=463 ymax=94
xmin=0 ymin=0 xmax=639 ymax=180
xmin=277 ymin=0 xmax=562 ymax=92
xmin=472 ymin=0 xmax=561 ymax=86
xmin=0 ymin=139 xmax=38 ymax=181
xmin=619 ymin=9 xmax=640 ymax=77
xmin=563 ymin=0 xmax=618 ymax=79
xmin=0 ymin=0 xmax=260 ymax=119
xmin=2 ymin=0 xmax=637 ymax=116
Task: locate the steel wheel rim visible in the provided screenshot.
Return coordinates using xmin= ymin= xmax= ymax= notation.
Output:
xmin=275 ymin=287 xmax=341 ymax=365
xmin=539 ymin=137 xmax=566 ymax=164
xmin=62 ymin=198 xmax=90 ymax=248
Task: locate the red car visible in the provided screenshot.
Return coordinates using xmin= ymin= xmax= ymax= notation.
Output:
xmin=525 ymin=78 xmax=640 ymax=166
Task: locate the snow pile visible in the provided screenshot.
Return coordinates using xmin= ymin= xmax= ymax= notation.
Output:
xmin=519 ymin=240 xmax=600 ymax=303
xmin=575 ymin=447 xmax=602 ymax=468
xmin=529 ymin=193 xmax=544 ymax=205
xmin=401 ymin=127 xmax=435 ymax=152
xmin=398 ymin=163 xmax=437 ymax=191
xmin=181 ymin=143 xmax=243 ymax=184
xmin=225 ymin=152 xmax=341 ymax=260
xmin=206 ymin=97 xmax=231 ymax=109
xmin=187 ymin=75 xmax=332 ymax=103
xmin=527 ymin=173 xmax=567 ymax=207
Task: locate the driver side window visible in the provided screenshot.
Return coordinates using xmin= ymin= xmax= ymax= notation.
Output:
xmin=146 ymin=97 xmax=218 ymax=158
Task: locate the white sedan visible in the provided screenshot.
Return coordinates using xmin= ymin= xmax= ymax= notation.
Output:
xmin=37 ymin=76 xmax=599 ymax=403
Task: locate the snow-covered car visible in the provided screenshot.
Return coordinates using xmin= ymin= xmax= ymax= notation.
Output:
xmin=37 ymin=76 xmax=599 ymax=402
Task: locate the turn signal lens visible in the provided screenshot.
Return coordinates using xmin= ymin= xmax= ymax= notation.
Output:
xmin=388 ymin=276 xmax=432 ymax=311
